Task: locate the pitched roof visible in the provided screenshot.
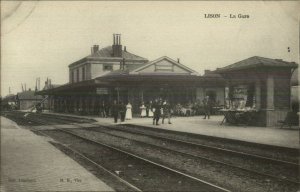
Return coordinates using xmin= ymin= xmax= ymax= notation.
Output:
xmin=90 ymin=46 xmax=148 ymax=61
xmin=17 ymin=90 xmax=43 ymax=100
xmin=69 ymin=46 xmax=148 ymax=67
xmin=130 ymin=56 xmax=198 ymax=74
xmin=100 ymin=56 xmax=199 ymax=78
xmin=217 ymin=56 xmax=298 ymax=73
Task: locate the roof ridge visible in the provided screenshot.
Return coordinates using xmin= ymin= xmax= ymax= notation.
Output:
xmin=123 ymin=50 xmax=148 ymax=60
xmin=217 ymin=56 xmax=298 ymax=73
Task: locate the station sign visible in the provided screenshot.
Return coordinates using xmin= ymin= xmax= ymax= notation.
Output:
xmin=96 ymin=88 xmax=109 ymax=95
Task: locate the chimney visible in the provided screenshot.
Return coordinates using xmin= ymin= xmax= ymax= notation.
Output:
xmin=124 ymin=46 xmax=127 ymax=52
xmin=177 ymin=58 xmax=180 ymax=63
xmin=112 ymin=34 xmax=122 ymax=57
xmin=91 ymin=45 xmax=99 ymax=54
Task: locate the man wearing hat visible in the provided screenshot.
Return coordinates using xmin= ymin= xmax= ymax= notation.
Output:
xmin=152 ymin=99 xmax=161 ymax=125
xmin=162 ymin=100 xmax=172 ymax=124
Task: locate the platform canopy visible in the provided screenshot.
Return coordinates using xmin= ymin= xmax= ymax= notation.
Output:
xmin=38 ymin=56 xmax=225 ymax=96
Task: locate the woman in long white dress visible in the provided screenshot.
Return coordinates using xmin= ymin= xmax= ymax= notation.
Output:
xmin=148 ymin=101 xmax=154 ymax=117
xmin=125 ymin=102 xmax=132 ymax=120
xmin=140 ymin=102 xmax=147 ymax=118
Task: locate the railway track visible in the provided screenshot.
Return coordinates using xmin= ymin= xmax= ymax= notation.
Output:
xmin=2 ymin=111 xmax=299 ymax=191
xmin=45 ymin=128 xmax=228 ymax=191
xmin=2 ymin=112 xmax=229 ymax=192
xmin=122 ymin=124 xmax=298 ymax=164
xmin=21 ymin=113 xmax=298 ymax=182
xmin=87 ymin=125 xmax=299 ymax=182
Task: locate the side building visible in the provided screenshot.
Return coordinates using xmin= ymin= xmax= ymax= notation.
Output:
xmin=217 ymin=56 xmax=298 ymax=126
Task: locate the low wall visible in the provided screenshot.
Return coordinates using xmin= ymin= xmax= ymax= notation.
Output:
xmin=256 ymin=110 xmax=289 ymax=127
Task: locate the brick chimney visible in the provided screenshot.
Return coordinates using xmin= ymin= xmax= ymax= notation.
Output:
xmin=91 ymin=45 xmax=99 ymax=54
xmin=112 ymin=34 xmax=122 ymax=57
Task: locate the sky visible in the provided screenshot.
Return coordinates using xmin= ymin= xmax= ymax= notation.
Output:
xmin=1 ymin=1 xmax=299 ymax=96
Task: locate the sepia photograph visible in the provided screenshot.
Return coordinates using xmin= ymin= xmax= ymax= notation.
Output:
xmin=1 ymin=1 xmax=299 ymax=191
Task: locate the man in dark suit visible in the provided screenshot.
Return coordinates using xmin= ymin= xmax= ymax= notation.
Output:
xmin=111 ymin=100 xmax=119 ymax=123
xmin=153 ymin=99 xmax=161 ymax=125
xmin=119 ymin=101 xmax=126 ymax=122
xmin=203 ymin=96 xmax=212 ymax=119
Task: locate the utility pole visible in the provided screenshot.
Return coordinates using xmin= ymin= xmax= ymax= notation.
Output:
xmin=38 ymin=77 xmax=40 ymax=91
xmin=35 ymin=78 xmax=38 ymax=92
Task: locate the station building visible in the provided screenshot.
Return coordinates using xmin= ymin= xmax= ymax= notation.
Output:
xmin=38 ymin=34 xmax=298 ymax=127
xmin=39 ymin=34 xmax=225 ymax=114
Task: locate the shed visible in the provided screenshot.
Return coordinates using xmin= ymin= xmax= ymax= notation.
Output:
xmin=16 ymin=90 xmax=43 ymax=110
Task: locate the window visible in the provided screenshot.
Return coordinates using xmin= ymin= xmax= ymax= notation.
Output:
xmin=103 ymin=65 xmax=113 ymax=71
xmin=76 ymin=68 xmax=79 ymax=82
xmin=82 ymin=66 xmax=85 ymax=81
xmin=71 ymin=70 xmax=74 ymax=83
xmin=72 ymin=70 xmax=76 ymax=83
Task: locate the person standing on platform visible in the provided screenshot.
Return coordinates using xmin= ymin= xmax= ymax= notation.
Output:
xmin=119 ymin=101 xmax=126 ymax=122
xmin=145 ymin=101 xmax=149 ymax=117
xmin=140 ymin=102 xmax=147 ymax=118
xmin=104 ymin=102 xmax=110 ymax=118
xmin=153 ymin=99 xmax=161 ymax=125
xmin=125 ymin=102 xmax=132 ymax=120
xmin=162 ymin=100 xmax=172 ymax=124
xmin=111 ymin=100 xmax=119 ymax=123
xmin=148 ymin=100 xmax=154 ymax=117
xmin=203 ymin=96 xmax=212 ymax=119
xmin=100 ymin=101 xmax=107 ymax=118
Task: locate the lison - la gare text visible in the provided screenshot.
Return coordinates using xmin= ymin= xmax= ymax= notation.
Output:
xmin=204 ymin=14 xmax=250 ymax=19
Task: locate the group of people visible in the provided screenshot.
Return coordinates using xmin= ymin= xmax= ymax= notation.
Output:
xmin=105 ymin=96 xmax=213 ymax=124
xmin=108 ymin=99 xmax=172 ymax=125
xmin=138 ymin=99 xmax=172 ymax=125
xmin=110 ymin=100 xmax=129 ymax=123
xmin=151 ymin=99 xmax=172 ymax=125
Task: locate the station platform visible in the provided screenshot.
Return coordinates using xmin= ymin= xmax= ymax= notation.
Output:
xmin=44 ymin=112 xmax=299 ymax=149
xmin=0 ymin=117 xmax=114 ymax=192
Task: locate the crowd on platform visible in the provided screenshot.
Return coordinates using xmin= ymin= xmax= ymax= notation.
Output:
xmin=98 ymin=96 xmax=220 ymax=124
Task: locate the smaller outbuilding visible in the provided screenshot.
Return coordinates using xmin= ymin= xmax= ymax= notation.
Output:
xmin=16 ymin=89 xmax=43 ymax=110
xmin=217 ymin=56 xmax=298 ymax=127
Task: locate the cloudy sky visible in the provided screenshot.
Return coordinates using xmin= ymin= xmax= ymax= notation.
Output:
xmin=1 ymin=1 xmax=299 ymax=96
